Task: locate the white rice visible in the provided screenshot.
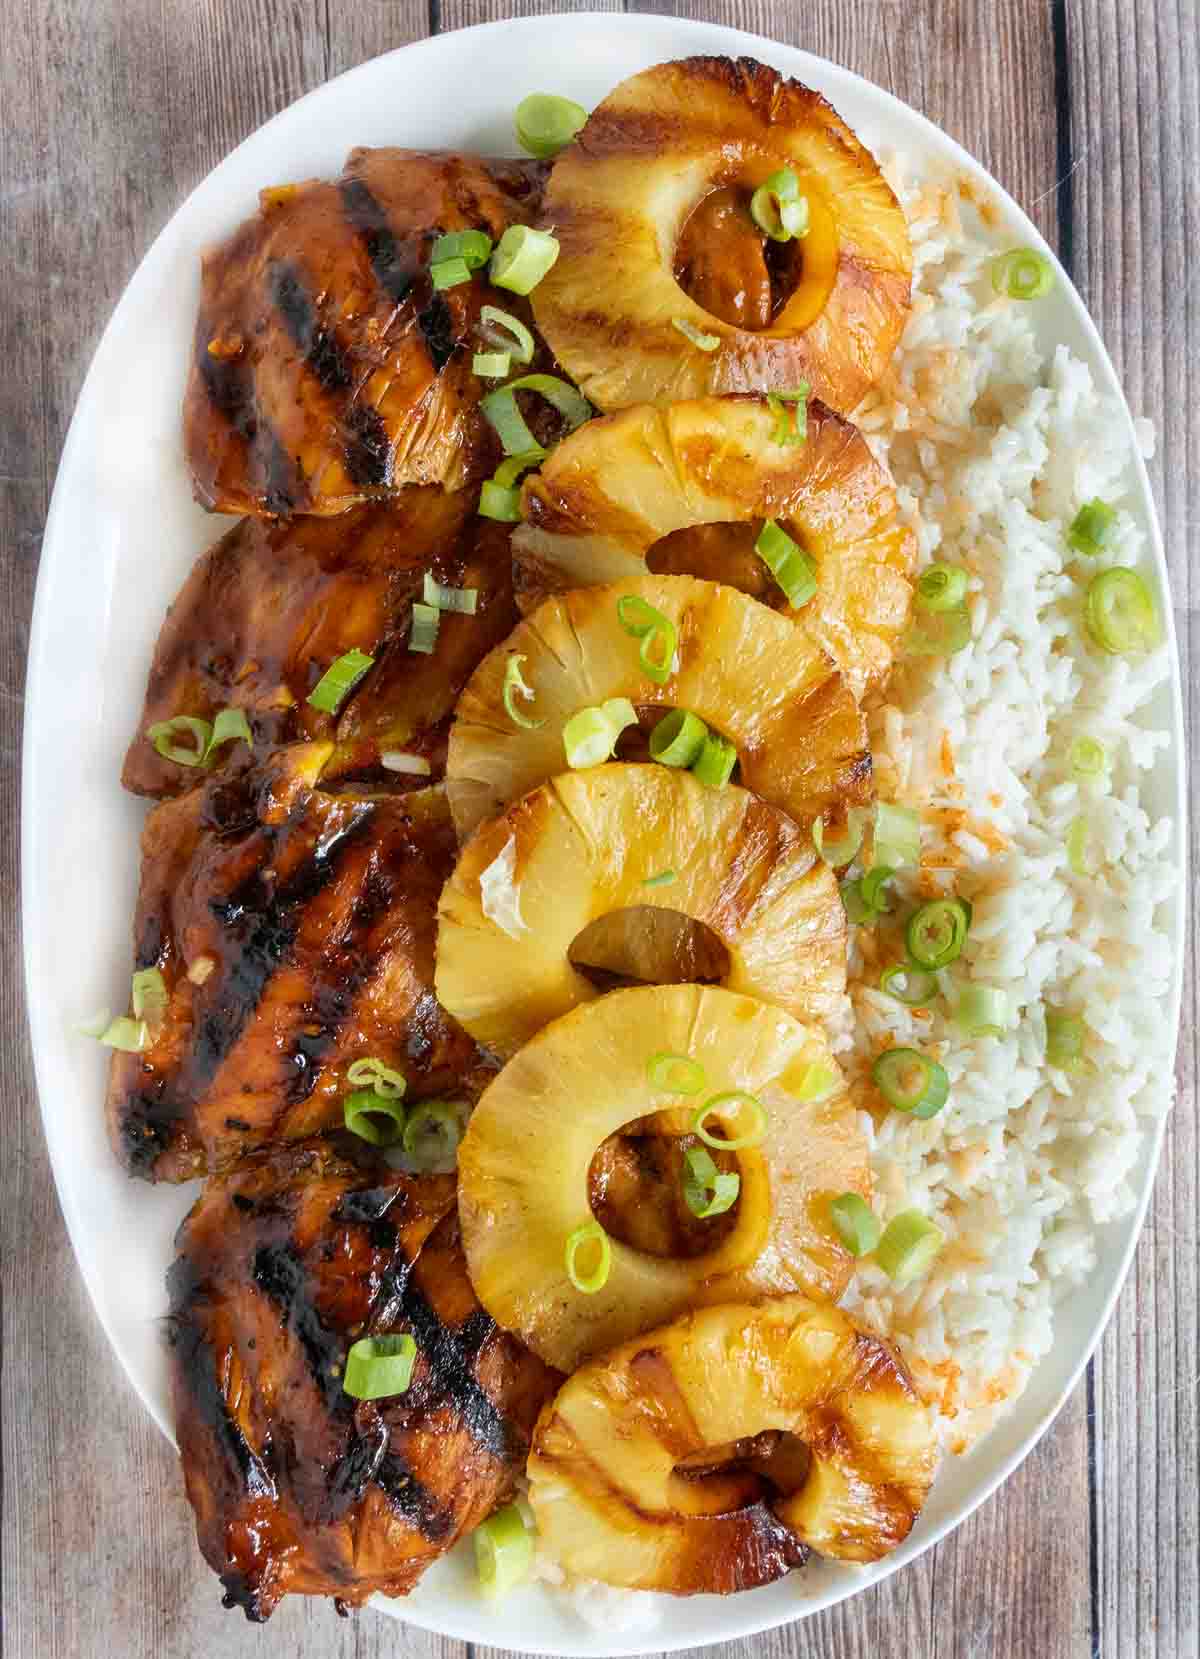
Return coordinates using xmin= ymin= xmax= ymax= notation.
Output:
xmin=537 ymin=159 xmax=1178 ymax=1622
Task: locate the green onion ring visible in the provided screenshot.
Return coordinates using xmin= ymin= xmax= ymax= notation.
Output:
xmin=148 ymin=715 xmax=212 ymax=767
xmin=916 ymin=563 xmax=969 ymax=612
xmin=875 ymin=1209 xmax=945 ymax=1285
xmin=871 ymin=1048 xmax=949 ymax=1119
xmin=880 ymin=963 xmax=938 ymax=1006
xmin=905 ymin=897 xmax=971 ymax=970
xmin=755 ymin=518 xmax=817 ymax=607
xmin=430 ymin=256 xmax=471 ymax=290
xmin=346 ymin=1057 xmax=407 ymax=1100
xmin=649 ymin=708 xmax=707 ymax=768
xmin=474 ymin=1500 xmax=535 ymax=1597
xmin=691 ymin=1091 xmax=768 ymax=1151
xmin=682 ymin=1145 xmax=740 ymax=1219
xmin=647 ymin=1052 xmax=707 ymax=1095
xmin=874 ymin=804 xmax=921 ymax=869
xmin=1084 ymin=567 xmax=1160 ymax=655
xmin=564 ymin=1220 xmax=611 ymax=1294
xmin=1067 ymin=498 xmax=1117 ymax=557
xmin=489 ymin=225 xmax=561 ymax=295
xmin=502 ymin=653 xmax=545 ymax=730
xmin=306 ymin=648 xmax=375 ymax=713
xmin=408 ymin=603 xmax=440 ymax=655
xmin=954 ymin=984 xmax=1010 ymax=1037
xmin=990 ymin=247 xmax=1055 ymax=300
xmin=402 ymin=1099 xmax=468 ymax=1172
xmin=1068 ymin=735 xmax=1108 ymax=781
xmin=749 ymin=168 xmax=810 ymax=242
xmin=1045 ymin=1009 xmax=1086 ymax=1072
xmin=422 ymin=573 xmax=479 ymax=615
xmin=828 ymin=1192 xmax=881 ymax=1257
xmin=430 ymin=228 xmax=492 ymax=269
xmin=691 ymin=733 xmax=737 ymax=789
xmin=479 ymin=305 xmax=536 ymax=365
xmin=515 ymin=92 xmax=588 ymax=159
xmin=343 ymin=1333 xmax=417 ymax=1400
xmin=343 ymin=1087 xmax=407 ymax=1147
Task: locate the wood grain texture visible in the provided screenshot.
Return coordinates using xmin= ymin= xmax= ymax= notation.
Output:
xmin=0 ymin=3 xmax=1194 ymax=1658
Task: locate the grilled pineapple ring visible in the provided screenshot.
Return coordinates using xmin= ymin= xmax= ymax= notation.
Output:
xmin=445 ymin=574 xmax=871 ymax=841
xmin=528 ymin=1296 xmax=937 ymax=1590
xmin=435 ymin=764 xmax=846 ymax=1058
xmin=458 ymin=986 xmax=869 ymax=1371
xmin=514 ymin=396 xmax=916 ymax=696
xmin=532 ymin=57 xmax=911 ymax=415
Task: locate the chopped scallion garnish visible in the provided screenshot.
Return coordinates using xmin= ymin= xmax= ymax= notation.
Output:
xmin=672 ymin=317 xmax=720 ymax=352
xmin=812 ymin=808 xmax=869 ymax=867
xmin=1066 ymin=813 xmax=1099 ymax=877
xmin=479 ymin=305 xmax=536 ymax=365
xmin=794 ymin=1062 xmax=838 ymax=1102
xmin=204 ymin=706 xmax=253 ymax=762
xmin=131 ymin=966 xmax=167 ymax=1026
xmin=515 ymin=92 xmax=588 ymax=159
xmin=431 ymin=255 xmax=471 ymax=290
xmin=1045 ymin=1009 xmax=1086 ymax=1072
xmin=642 ymin=869 xmax=676 ymax=888
xmin=502 ymin=653 xmax=544 ymax=730
xmin=343 ymin=1087 xmax=407 ymax=1146
xmin=474 ymin=1500 xmax=535 ymax=1597
xmin=871 ymin=1047 xmax=949 ymax=1119
xmin=682 ymin=1145 xmax=740 ymax=1219
xmin=874 ymin=803 xmax=921 ymax=869
xmin=422 ymin=573 xmax=479 ymax=615
xmin=749 ymin=167 xmax=810 ymax=242
xmin=647 ymin=1052 xmax=707 ymax=1095
xmin=906 ymin=605 xmax=972 ymax=657
xmin=343 ymin=1334 xmax=417 ymax=1400
xmin=648 ymin=708 xmax=707 ymax=768
xmin=1067 ymin=498 xmax=1117 ymax=557
xmin=875 ymin=1209 xmax=944 ymax=1285
xmin=615 ymin=593 xmax=677 ymax=685
xmin=480 ymin=372 xmax=590 ymax=456
xmin=563 ymin=698 xmax=636 ymax=768
xmin=430 ymin=228 xmax=493 ymax=270
xmin=346 ymin=1057 xmax=407 ymax=1100
xmin=402 ymin=1099 xmax=468 ymax=1173
xmin=564 ymin=1219 xmax=611 ymax=1294
xmin=766 ymin=387 xmax=809 ymax=446
xmin=829 ymin=1192 xmax=880 ymax=1258
xmin=478 ymin=446 xmax=546 ymax=523
xmin=916 ymin=563 xmax=969 ymax=612
xmin=905 ymin=897 xmax=971 ymax=970
xmin=147 ymin=715 xmax=211 ymax=768
xmin=408 ymin=603 xmax=440 ymax=655
xmin=841 ymin=864 xmax=897 ymax=925
xmin=755 ymin=518 xmax=817 ymax=606
xmin=473 ymin=350 xmax=511 ymax=379
xmin=489 ymin=225 xmax=560 ymax=295
xmin=691 ymin=732 xmax=736 ymax=789
xmin=98 ymin=1015 xmax=148 ymax=1053
xmin=1084 ymin=567 xmax=1159 ymax=655
xmin=307 ymin=648 xmax=375 ymax=712
xmin=954 ymin=984 xmax=1009 ymax=1037
xmin=880 ymin=963 xmax=938 ymax=1006
xmin=990 ymin=247 xmax=1055 ymax=300
xmin=1069 ymin=736 xmax=1108 ymax=781
xmin=691 ymin=1091 xmax=768 ymax=1151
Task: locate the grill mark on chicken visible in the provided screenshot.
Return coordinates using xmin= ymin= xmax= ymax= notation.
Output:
xmin=339 ymin=176 xmax=417 ymax=304
xmin=392 ymin=1282 xmax=515 ymax=1463
xmin=194 ymin=328 xmax=297 ymax=514
xmin=417 ymin=291 xmax=458 ymax=373
xmin=253 ymin=1242 xmax=348 ymax=1412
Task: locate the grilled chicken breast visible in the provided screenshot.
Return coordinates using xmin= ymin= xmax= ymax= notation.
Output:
xmin=169 ymin=1141 xmax=558 ymax=1620
xmin=184 ymin=148 xmax=545 ymax=515
xmin=107 ymin=747 xmax=486 ymax=1181
xmin=122 ymin=491 xmax=517 ymax=799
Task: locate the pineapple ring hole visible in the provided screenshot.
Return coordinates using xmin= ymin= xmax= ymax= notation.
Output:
xmin=671 ymin=1430 xmax=813 ymax=1512
xmin=646 ymin=521 xmax=806 ymax=612
xmin=588 ymin=1129 xmax=740 ymax=1260
xmin=567 ymin=906 xmax=731 ymax=992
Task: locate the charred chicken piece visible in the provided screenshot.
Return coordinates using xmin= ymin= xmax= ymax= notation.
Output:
xmin=107 ymin=747 xmax=487 ymax=1181
xmin=170 ymin=1142 xmax=558 ymax=1620
xmin=121 ymin=491 xmax=517 ymax=800
xmin=184 ymin=148 xmax=546 ymax=515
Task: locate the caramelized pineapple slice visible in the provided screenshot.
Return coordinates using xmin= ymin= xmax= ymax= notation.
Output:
xmin=445 ymin=574 xmax=871 ymax=841
xmin=515 ymin=395 xmax=915 ymax=696
xmin=532 ymin=57 xmax=911 ymax=415
xmin=528 ymin=1295 xmax=937 ymax=1591
xmin=435 ymin=765 xmax=846 ymax=1058
xmin=458 ymin=985 xmax=869 ymax=1371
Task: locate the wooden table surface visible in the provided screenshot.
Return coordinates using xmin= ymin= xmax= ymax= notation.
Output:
xmin=1 ymin=3 xmax=1196 ymax=1656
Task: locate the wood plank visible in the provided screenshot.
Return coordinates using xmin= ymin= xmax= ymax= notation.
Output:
xmin=1063 ymin=2 xmax=1200 ymax=1657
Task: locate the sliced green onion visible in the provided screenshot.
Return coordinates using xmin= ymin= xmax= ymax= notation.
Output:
xmin=616 ymin=594 xmax=678 ymax=685
xmin=880 ymin=963 xmax=938 ymax=1006
xmin=563 ymin=699 xmax=636 ymax=768
xmin=672 ymin=317 xmax=720 ymax=352
xmin=494 ymin=447 xmax=547 ymax=487
xmin=98 ymin=1015 xmax=147 ymax=1053
xmin=307 ymin=648 xmax=375 ymax=712
xmin=871 ymin=1048 xmax=949 ymax=1119
xmin=749 ymin=168 xmax=810 ymax=242
xmin=649 ymin=708 xmax=707 ymax=768
xmin=812 ymin=808 xmax=869 ymax=867
xmin=502 ymin=653 xmax=544 ymax=730
xmin=794 ymin=1062 xmax=839 ymax=1102
xmin=408 ymin=603 xmax=440 ymax=655
xmin=343 ymin=1334 xmax=417 ymax=1400
xmin=906 ymin=898 xmax=971 ymax=970
xmin=875 ymin=803 xmax=921 ymax=869
xmin=1069 ymin=736 xmax=1108 ymax=781
xmin=875 ymin=1210 xmax=945 ymax=1286
xmin=755 ymin=518 xmax=817 ymax=607
xmin=381 ymin=750 xmax=432 ymax=776
xmin=564 ymin=1220 xmax=611 ymax=1294
xmin=131 ymin=967 xmax=168 ymax=1028
xmin=490 ymin=225 xmax=560 ymax=295
xmin=431 ymin=228 xmax=493 ymax=270
xmin=1084 ymin=567 xmax=1160 ymax=655
xmin=691 ymin=1091 xmax=768 ymax=1151
xmin=346 ymin=1057 xmax=407 ymax=1100
xmin=343 ymin=1087 xmax=407 ymax=1147
xmin=990 ymin=247 xmax=1055 ymax=300
xmin=479 ymin=305 xmax=536 ymax=365
xmin=682 ymin=1145 xmax=740 ymax=1219
xmin=78 ymin=1009 xmax=113 ymax=1039
xmin=1045 ymin=1010 xmax=1086 ymax=1072
xmin=829 ymin=1193 xmax=881 ymax=1258
xmin=906 ymin=605 xmax=972 ymax=657
xmin=147 ymin=715 xmax=212 ymax=767
xmin=402 ymin=1099 xmax=468 ymax=1173
xmin=203 ymin=706 xmax=253 ymax=762
xmin=647 ymin=1052 xmax=707 ymax=1095
xmin=955 ymin=984 xmax=1010 ymax=1037
xmin=766 ymin=388 xmax=809 ymax=446
xmin=478 ymin=447 xmax=546 ymax=522
xmin=916 ymin=563 xmax=969 ymax=612
xmin=692 ymin=733 xmax=737 ymax=789
xmin=473 ymin=350 xmax=511 ymax=379
xmin=841 ymin=865 xmax=897 ymax=926
xmin=642 ymin=869 xmax=676 ymax=888
xmin=480 ymin=372 xmax=590 ymax=456
xmin=515 ymin=92 xmax=588 ymax=159
xmin=431 ymin=256 xmax=471 ymax=290
xmin=1067 ymin=498 xmax=1117 ymax=557
xmin=1066 ymin=813 xmax=1100 ymax=877
xmin=422 ymin=573 xmax=479 ymax=615
xmin=475 ymin=1500 xmax=535 ymax=1597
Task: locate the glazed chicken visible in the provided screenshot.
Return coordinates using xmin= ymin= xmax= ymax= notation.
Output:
xmin=122 ymin=489 xmax=517 ymax=799
xmin=107 ymin=746 xmax=487 ymax=1181
xmin=184 ymin=147 xmax=546 ymax=515
xmin=169 ymin=1141 xmax=558 ymax=1620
